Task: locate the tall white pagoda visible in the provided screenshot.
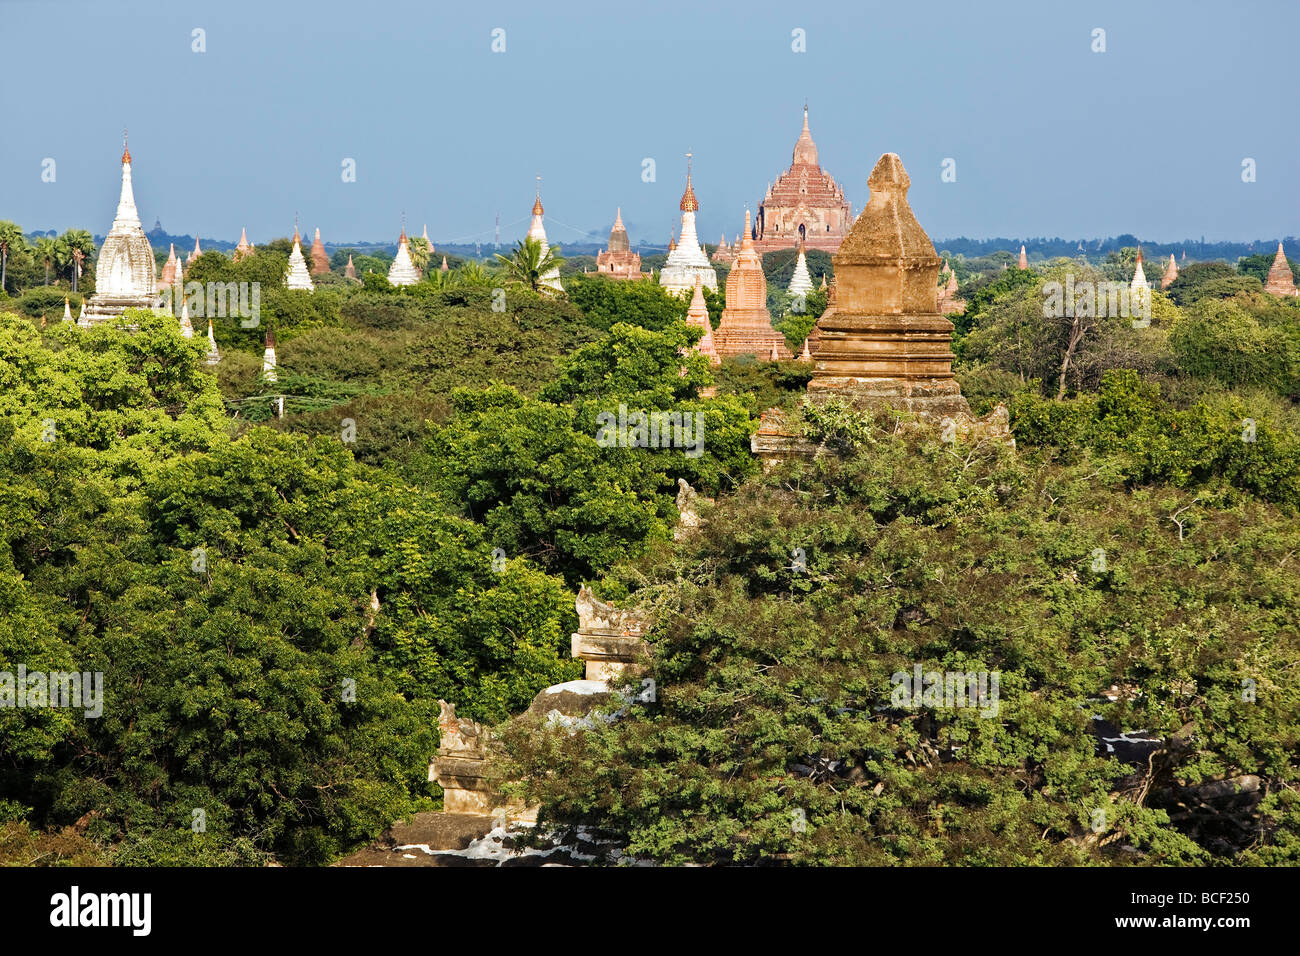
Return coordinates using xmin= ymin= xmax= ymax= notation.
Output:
xmin=1131 ymin=247 xmax=1150 ymax=314
xmin=788 ymin=240 xmax=813 ymax=298
xmin=387 ymin=228 xmax=420 ymax=286
xmin=526 ymin=181 xmax=564 ymax=294
xmin=659 ymin=155 xmax=717 ymax=295
xmin=84 ymin=134 xmax=160 ymax=323
xmin=285 ymin=227 xmax=314 ymax=291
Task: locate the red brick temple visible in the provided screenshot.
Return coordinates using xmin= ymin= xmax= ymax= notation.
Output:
xmin=595 ymin=208 xmax=646 ymax=280
xmin=753 ymin=106 xmax=853 ymax=253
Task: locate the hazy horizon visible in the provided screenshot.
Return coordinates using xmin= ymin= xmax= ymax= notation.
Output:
xmin=3 ymin=0 xmax=1296 ymax=247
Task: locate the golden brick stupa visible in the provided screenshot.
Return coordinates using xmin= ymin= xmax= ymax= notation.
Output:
xmin=806 ymin=152 xmax=994 ymax=427
xmin=712 ymin=210 xmax=792 ymax=360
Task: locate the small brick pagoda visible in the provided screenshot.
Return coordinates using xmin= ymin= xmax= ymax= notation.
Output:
xmin=712 ymin=210 xmax=792 ymax=360
xmin=595 ymin=208 xmax=645 ymax=279
xmin=806 ymin=152 xmax=990 ymax=424
xmin=1264 ymin=242 xmax=1297 ymax=297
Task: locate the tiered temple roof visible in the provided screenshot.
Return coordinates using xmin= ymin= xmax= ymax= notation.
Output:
xmin=285 ymin=227 xmax=315 ymax=291
xmin=387 ymin=229 xmax=420 ymax=286
xmin=754 ymin=107 xmax=853 ymax=253
xmin=659 ymin=157 xmax=717 ymax=294
xmin=310 ymin=228 xmax=330 ymax=275
xmin=596 ymin=208 xmax=644 ymax=280
xmin=85 ymin=135 xmax=160 ymax=323
xmin=1264 ymin=242 xmax=1297 ymax=297
xmin=712 ymin=210 xmax=790 ymax=360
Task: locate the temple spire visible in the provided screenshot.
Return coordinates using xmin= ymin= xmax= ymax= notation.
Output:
xmin=1161 ymin=253 xmax=1178 ymax=289
xmin=262 ymin=328 xmax=278 ymax=383
xmin=1018 ymin=245 xmax=1028 ymax=269
xmin=113 ymin=135 xmax=141 ymax=229
xmin=684 ymin=274 xmax=720 ymax=366
xmin=206 ymin=318 xmax=221 ymax=365
xmin=788 ymin=239 xmax=813 ymax=297
xmin=1265 ymin=241 xmax=1298 ymax=297
xmin=387 ymin=225 xmax=420 ymax=286
xmin=524 ymin=182 xmax=563 ymax=292
xmin=285 ymin=225 xmax=314 ymax=291
xmin=792 ymin=104 xmax=818 ymax=167
xmin=659 ymin=154 xmax=717 ymax=294
xmin=310 ymin=227 xmax=329 ymax=275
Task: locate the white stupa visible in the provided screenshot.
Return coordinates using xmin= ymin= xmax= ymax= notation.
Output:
xmin=1131 ymin=247 xmax=1150 ymax=314
xmin=659 ymin=155 xmax=718 ymax=295
xmin=62 ymin=297 xmax=72 ymax=323
xmin=285 ymin=227 xmax=315 ymax=291
xmin=84 ymin=134 xmax=160 ymax=323
xmin=526 ymin=182 xmax=564 ymax=294
xmin=387 ymin=228 xmax=420 ymax=286
xmin=262 ymin=329 xmax=277 ymax=383
xmin=206 ymin=319 xmax=220 ymax=365
xmin=178 ymin=290 xmax=194 ymax=338
xmin=788 ymin=240 xmax=813 ymax=298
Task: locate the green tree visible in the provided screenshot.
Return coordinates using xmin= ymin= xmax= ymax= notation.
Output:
xmin=0 ymin=221 xmax=29 ymax=294
xmin=34 ymin=237 xmax=57 ymax=286
xmin=495 ymin=237 xmax=564 ymax=293
xmin=54 ymin=229 xmax=95 ymax=292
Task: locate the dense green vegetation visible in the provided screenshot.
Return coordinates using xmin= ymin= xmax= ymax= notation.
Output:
xmin=1 ymin=228 xmax=1297 ymax=866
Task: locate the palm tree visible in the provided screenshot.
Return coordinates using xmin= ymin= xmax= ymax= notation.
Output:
xmin=55 ymin=229 xmax=94 ymax=292
xmin=493 ymin=237 xmax=564 ymax=293
xmin=35 ymin=237 xmax=56 ymax=285
xmin=0 ymin=220 xmax=28 ymax=295
xmin=457 ymin=260 xmax=492 ymax=287
xmin=408 ymin=236 xmax=431 ymax=275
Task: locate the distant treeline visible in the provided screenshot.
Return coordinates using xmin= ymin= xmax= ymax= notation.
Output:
xmin=934 ymin=235 xmax=1298 ymax=263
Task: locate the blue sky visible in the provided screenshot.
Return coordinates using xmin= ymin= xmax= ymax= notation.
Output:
xmin=2 ymin=0 xmax=1296 ymax=247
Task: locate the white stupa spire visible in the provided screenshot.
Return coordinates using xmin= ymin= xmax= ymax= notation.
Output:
xmin=62 ymin=297 xmax=72 ymax=323
xmin=113 ymin=133 xmax=142 ymax=231
xmin=659 ymin=153 xmax=718 ymax=294
xmin=526 ymin=178 xmax=563 ymax=293
xmin=206 ymin=319 xmax=221 ymax=365
xmin=285 ymin=224 xmax=314 ymax=291
xmin=179 ymin=291 xmax=194 ymax=338
xmin=387 ymin=224 xmax=420 ymax=286
xmin=262 ymin=329 xmax=278 ymax=383
xmin=788 ymin=241 xmax=813 ymax=297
